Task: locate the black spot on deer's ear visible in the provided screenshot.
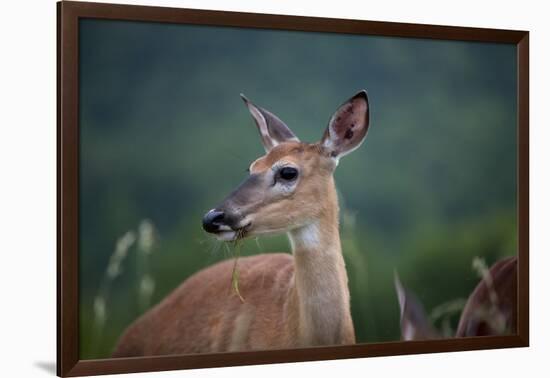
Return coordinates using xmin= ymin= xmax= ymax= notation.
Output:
xmin=321 ymin=90 xmax=370 ymax=159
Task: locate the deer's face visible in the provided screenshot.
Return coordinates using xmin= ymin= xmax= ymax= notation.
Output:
xmin=203 ymin=142 xmax=335 ymax=241
xmin=202 ymin=91 xmax=370 ymax=241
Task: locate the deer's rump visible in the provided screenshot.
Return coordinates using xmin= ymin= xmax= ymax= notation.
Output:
xmin=112 ymin=253 xmax=296 ymax=357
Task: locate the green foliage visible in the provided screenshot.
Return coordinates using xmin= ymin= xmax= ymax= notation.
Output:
xmin=78 ymin=19 xmax=517 ymax=359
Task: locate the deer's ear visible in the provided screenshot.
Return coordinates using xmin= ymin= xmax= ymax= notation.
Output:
xmin=241 ymin=94 xmax=299 ymax=152
xmin=321 ymin=90 xmax=370 ymax=159
xmin=394 ymin=272 xmax=439 ymax=341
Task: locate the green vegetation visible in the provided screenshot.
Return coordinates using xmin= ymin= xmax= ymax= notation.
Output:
xmin=78 ymin=19 xmax=517 ymax=359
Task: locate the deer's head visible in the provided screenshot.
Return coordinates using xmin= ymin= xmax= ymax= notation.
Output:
xmin=202 ymin=91 xmax=370 ymax=241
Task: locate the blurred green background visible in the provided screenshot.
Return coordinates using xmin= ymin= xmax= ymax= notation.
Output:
xmin=78 ymin=19 xmax=517 ymax=359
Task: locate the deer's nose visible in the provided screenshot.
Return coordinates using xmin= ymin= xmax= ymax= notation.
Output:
xmin=202 ymin=209 xmax=226 ymax=233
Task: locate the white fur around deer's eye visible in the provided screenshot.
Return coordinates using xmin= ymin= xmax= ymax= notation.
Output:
xmin=277 ymin=181 xmax=297 ymax=195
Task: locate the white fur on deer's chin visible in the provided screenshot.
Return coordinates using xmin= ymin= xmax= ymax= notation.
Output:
xmin=216 ymin=231 xmax=237 ymax=242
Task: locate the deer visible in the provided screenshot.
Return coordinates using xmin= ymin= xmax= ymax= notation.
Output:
xmin=394 ymin=255 xmax=517 ymax=340
xmin=112 ymin=90 xmax=371 ymax=357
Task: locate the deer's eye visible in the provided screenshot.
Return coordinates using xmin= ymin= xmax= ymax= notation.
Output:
xmin=279 ymin=167 xmax=298 ymax=181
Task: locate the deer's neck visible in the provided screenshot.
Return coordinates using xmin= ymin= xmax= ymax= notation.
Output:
xmin=287 ymin=188 xmax=354 ymax=346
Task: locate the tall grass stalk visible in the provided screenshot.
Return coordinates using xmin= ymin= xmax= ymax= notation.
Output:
xmin=91 ymin=230 xmax=136 ymax=355
xmin=339 ymin=193 xmax=369 ymax=303
xmin=136 ymin=219 xmax=156 ymax=312
xmin=225 ymin=234 xmax=245 ymax=303
xmin=429 ymin=298 xmax=466 ymax=337
xmin=90 ymin=219 xmax=158 ymax=356
xmin=472 ymin=256 xmax=506 ymax=333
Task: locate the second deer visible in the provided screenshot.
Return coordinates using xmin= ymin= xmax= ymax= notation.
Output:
xmin=394 ymin=256 xmax=517 ymax=340
xmin=112 ymin=90 xmax=371 ymax=356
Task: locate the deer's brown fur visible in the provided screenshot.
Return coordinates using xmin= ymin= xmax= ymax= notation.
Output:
xmin=112 ymin=91 xmax=370 ymax=356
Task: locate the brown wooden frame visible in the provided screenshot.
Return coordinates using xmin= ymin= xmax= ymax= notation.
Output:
xmin=57 ymin=1 xmax=529 ymax=376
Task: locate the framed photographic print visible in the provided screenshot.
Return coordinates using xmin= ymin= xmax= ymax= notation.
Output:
xmin=57 ymin=1 xmax=529 ymax=376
